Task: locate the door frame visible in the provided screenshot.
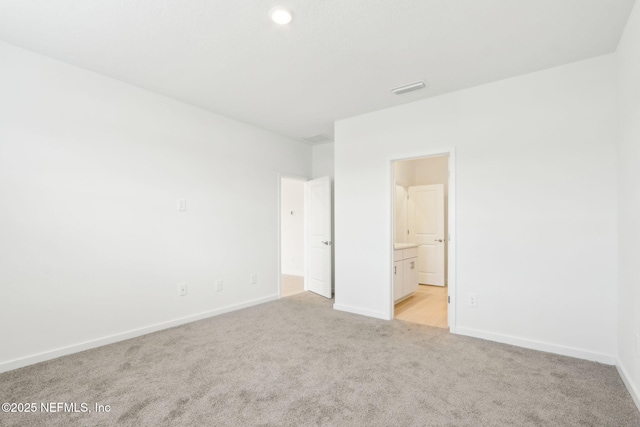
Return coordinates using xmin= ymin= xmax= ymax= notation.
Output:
xmin=389 ymin=148 xmax=457 ymax=332
xmin=277 ymin=173 xmax=309 ymax=299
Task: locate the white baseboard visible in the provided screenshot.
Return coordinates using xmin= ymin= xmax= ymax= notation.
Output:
xmin=0 ymin=294 xmax=278 ymax=374
xmin=333 ymin=303 xmax=391 ymax=320
xmin=617 ymin=362 xmax=640 ymax=412
xmin=455 ymin=327 xmax=616 ymax=365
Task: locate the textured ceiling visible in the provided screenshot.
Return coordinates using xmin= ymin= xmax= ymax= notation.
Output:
xmin=0 ymin=0 xmax=635 ymax=141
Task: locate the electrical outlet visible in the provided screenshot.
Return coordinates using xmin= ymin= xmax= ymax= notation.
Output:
xmin=635 ymin=333 xmax=640 ymax=358
xmin=179 ymin=283 xmax=187 ymax=296
xmin=177 ymin=199 xmax=187 ymax=211
xmin=468 ymin=293 xmax=477 ymax=307
xmin=250 ymin=273 xmax=258 ymax=285
xmin=215 ymin=280 xmax=223 ymax=292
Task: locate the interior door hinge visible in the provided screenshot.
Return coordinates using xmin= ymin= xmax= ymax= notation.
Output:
xmin=448 ymin=296 xmax=450 ymax=304
xmin=407 ymin=229 xmax=409 ymax=235
xmin=407 ymin=195 xmax=409 ymax=200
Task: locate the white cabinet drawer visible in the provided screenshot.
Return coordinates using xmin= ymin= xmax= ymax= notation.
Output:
xmin=403 ymin=257 xmax=418 ymax=295
xmin=402 ymin=247 xmax=418 ymax=259
xmin=394 ymin=247 xmax=418 ymax=261
xmin=394 ymin=247 xmax=420 ymax=303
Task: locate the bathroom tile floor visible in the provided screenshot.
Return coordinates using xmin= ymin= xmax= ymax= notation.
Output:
xmin=394 ymin=284 xmax=448 ymax=329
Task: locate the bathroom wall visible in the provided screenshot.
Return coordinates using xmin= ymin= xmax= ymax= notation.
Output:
xmin=413 ymin=156 xmax=449 ymax=193
xmin=393 ymin=161 xmax=413 ymax=243
xmin=394 ymin=185 xmax=408 ymax=244
xmin=394 ymin=159 xmax=415 ymax=187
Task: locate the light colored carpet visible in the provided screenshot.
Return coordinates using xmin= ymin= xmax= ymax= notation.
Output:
xmin=1 ymin=292 xmax=639 ymax=426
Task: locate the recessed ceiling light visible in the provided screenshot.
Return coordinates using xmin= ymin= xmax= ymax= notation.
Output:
xmin=270 ymin=7 xmax=293 ymax=25
xmin=391 ymin=81 xmax=426 ymax=95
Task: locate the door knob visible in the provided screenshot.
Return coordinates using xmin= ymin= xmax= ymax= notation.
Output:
xmin=322 ymin=241 xmax=333 ymax=246
xmin=434 ymin=239 xmax=443 ymax=242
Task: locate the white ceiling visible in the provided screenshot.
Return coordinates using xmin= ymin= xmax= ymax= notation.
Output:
xmin=0 ymin=0 xmax=635 ymax=142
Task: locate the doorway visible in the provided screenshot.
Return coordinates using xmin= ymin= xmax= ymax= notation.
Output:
xmin=279 ymin=175 xmax=334 ymax=299
xmin=280 ymin=176 xmax=306 ymax=297
xmin=391 ymin=153 xmax=454 ymax=329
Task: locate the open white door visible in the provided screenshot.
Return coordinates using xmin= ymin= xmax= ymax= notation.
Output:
xmin=408 ymin=184 xmax=445 ymax=286
xmin=306 ymin=176 xmax=333 ymax=298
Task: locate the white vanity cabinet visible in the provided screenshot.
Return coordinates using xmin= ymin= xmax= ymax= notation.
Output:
xmin=393 ymin=260 xmax=404 ymax=301
xmin=393 ymin=244 xmax=419 ymax=302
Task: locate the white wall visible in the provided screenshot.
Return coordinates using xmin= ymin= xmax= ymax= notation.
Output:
xmin=393 ymin=161 xmax=413 ymax=244
xmin=334 ymin=54 xmax=618 ymax=363
xmin=393 ymin=159 xmax=414 ymax=187
xmin=280 ymin=178 xmax=305 ymax=276
xmin=393 ymin=185 xmax=408 ymax=244
xmin=414 ymin=156 xmax=449 ymax=190
xmin=312 ymin=142 xmax=334 ymax=179
xmin=393 ymin=161 xmax=415 ymax=243
xmin=616 ymin=0 xmax=640 ymax=406
xmin=0 ymin=41 xmax=312 ymax=371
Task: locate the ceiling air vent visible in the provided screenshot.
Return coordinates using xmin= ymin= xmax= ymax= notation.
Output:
xmin=304 ymin=134 xmax=333 ymax=144
xmin=390 ymin=81 xmax=426 ymax=95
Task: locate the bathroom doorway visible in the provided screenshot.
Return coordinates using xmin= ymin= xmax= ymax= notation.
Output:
xmin=392 ymin=153 xmax=453 ymax=329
